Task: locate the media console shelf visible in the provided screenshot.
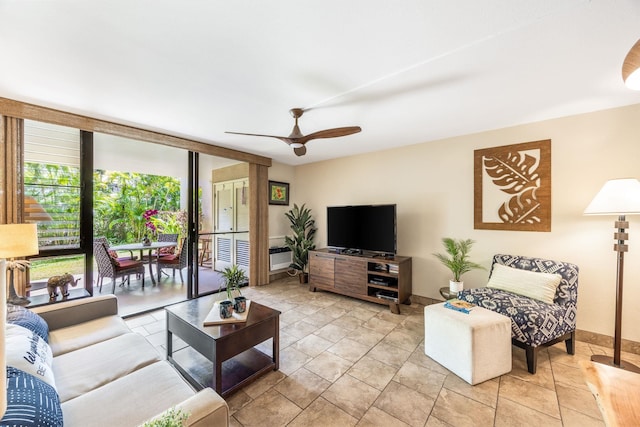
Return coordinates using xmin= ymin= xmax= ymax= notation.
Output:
xmin=308 ymin=249 xmax=412 ymax=314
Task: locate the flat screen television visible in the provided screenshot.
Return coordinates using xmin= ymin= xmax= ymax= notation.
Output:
xmin=327 ymin=204 xmax=396 ymax=255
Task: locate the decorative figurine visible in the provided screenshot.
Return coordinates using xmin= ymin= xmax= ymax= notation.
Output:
xmin=47 ymin=273 xmax=81 ymax=300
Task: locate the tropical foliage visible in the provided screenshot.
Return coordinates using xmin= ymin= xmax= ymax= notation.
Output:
xmin=433 ymin=238 xmax=484 ymax=282
xmin=24 ymin=164 xmax=184 ymax=246
xmin=24 ymin=163 xmax=82 ymax=247
xmin=284 ymin=203 xmax=317 ymax=274
xmin=93 ymin=169 xmax=182 ymax=243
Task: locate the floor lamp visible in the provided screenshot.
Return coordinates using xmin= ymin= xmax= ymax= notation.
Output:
xmin=0 ymin=223 xmax=39 ymax=418
xmin=584 ymin=178 xmax=640 ymax=373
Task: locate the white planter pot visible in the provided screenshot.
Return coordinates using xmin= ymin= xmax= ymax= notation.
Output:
xmin=449 ymin=280 xmax=463 ymax=293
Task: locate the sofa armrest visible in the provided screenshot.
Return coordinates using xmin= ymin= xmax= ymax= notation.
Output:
xmin=142 ymin=388 xmax=229 ymax=427
xmin=31 ymin=295 xmax=119 ymax=331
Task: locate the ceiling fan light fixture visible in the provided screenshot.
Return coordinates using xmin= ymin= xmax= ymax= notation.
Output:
xmin=622 ymin=39 xmax=640 ymax=90
xmin=290 ymin=142 xmax=304 ymax=149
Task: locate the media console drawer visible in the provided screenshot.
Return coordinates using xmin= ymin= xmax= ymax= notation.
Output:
xmin=308 ymin=249 xmax=412 ymax=314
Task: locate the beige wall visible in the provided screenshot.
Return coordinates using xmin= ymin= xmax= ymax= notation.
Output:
xmin=277 ymin=103 xmax=640 ymax=342
xmin=268 ymin=161 xmax=297 ymax=248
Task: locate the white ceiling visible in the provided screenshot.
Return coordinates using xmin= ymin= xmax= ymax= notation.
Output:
xmin=1 ymin=0 xmax=639 ymax=166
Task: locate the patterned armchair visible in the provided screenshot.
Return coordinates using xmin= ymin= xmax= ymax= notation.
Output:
xmin=457 ymin=254 xmax=579 ymax=374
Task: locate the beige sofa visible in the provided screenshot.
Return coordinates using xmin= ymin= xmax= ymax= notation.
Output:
xmin=31 ymin=295 xmax=229 ymax=427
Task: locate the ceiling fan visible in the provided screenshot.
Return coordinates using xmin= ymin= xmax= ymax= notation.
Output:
xmin=226 ymin=108 xmax=361 ymax=156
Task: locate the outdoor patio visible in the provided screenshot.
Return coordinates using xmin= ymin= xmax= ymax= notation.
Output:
xmin=28 ymin=263 xmax=227 ymax=317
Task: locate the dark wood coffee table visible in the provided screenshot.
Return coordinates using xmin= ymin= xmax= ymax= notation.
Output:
xmin=165 ymin=296 xmax=280 ymax=397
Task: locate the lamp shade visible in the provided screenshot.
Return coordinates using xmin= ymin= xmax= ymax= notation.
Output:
xmin=622 ymin=39 xmax=640 ymax=90
xmin=584 ymin=178 xmax=640 ymax=215
xmin=0 ymin=223 xmax=39 ymax=258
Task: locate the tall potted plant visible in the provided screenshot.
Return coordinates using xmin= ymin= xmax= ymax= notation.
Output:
xmin=284 ymin=203 xmax=317 ymax=283
xmin=433 ymin=238 xmax=484 ymax=293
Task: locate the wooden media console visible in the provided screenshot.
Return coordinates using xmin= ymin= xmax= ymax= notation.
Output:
xmin=308 ymin=249 xmax=412 ymax=314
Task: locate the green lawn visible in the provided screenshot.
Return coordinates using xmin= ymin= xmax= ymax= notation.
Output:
xmin=30 ymin=255 xmax=86 ymax=280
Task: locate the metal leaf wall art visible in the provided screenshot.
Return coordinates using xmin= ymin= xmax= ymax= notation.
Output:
xmin=474 ymin=140 xmax=551 ymax=232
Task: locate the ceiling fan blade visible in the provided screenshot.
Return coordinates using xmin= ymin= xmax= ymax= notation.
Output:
xmin=299 ymin=126 xmax=362 ymax=144
xmin=294 ymin=145 xmax=307 ymax=156
xmin=225 ymin=131 xmax=293 ymax=144
xmin=226 ymin=109 xmax=361 ymax=156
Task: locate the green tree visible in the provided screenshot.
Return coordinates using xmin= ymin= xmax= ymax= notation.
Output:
xmin=25 ymin=164 xmax=182 ymax=246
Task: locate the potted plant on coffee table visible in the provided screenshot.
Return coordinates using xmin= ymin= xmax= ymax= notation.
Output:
xmin=221 ymin=264 xmax=248 ymax=316
xmin=433 ymin=237 xmax=484 ymax=293
xmin=284 ymin=203 xmax=317 ymax=283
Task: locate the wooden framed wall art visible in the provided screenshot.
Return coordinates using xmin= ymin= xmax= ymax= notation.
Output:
xmin=268 ymin=181 xmax=289 ymax=205
xmin=474 ymin=139 xmax=551 ymax=232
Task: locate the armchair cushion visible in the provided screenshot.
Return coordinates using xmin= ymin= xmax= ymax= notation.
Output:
xmin=487 ymin=263 xmax=562 ymax=304
xmin=458 ymin=286 xmax=574 ymax=347
xmin=114 ymin=258 xmax=143 ymax=270
xmin=459 ymin=253 xmax=579 ymax=349
xmin=158 ymin=254 xmax=179 ymax=263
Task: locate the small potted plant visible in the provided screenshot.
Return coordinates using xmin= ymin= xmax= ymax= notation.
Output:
xmin=284 ymin=203 xmax=317 ymax=283
xmin=433 ymin=238 xmax=484 ymax=293
xmin=142 ymin=407 xmax=189 ymax=427
xmin=221 ymin=264 xmax=248 ymax=314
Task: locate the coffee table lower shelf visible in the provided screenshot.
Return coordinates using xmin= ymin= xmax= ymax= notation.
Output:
xmin=169 ymin=346 xmax=275 ymax=398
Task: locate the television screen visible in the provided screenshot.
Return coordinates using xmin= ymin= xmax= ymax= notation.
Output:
xmin=327 ymin=204 xmax=396 ymax=254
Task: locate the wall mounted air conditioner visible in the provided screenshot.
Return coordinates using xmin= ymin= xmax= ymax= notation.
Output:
xmin=269 ymin=247 xmax=292 ymax=271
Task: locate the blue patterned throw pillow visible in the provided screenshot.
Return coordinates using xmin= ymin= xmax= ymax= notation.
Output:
xmin=6 ymin=304 xmax=49 ymax=343
xmin=0 ymin=367 xmax=63 ymax=427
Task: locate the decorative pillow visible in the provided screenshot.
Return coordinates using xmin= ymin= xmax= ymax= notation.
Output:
xmin=487 ymin=263 xmax=561 ymax=304
xmin=0 ymin=366 xmax=63 ymax=427
xmin=6 ymin=304 xmax=49 ymax=343
xmin=158 ymin=246 xmax=175 ymax=255
xmin=5 ymin=323 xmax=56 ymax=390
xmin=108 ymin=249 xmax=119 ymax=259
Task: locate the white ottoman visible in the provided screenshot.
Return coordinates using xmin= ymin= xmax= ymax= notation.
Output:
xmin=424 ymin=302 xmax=511 ymax=385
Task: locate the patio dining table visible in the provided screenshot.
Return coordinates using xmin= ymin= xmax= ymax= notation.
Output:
xmin=109 ymin=241 xmax=177 ymax=285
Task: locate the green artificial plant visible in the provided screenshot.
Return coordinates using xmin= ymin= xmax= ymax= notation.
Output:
xmin=142 ymin=407 xmax=189 ymax=427
xmin=221 ymin=264 xmax=247 ymax=300
xmin=433 ymin=238 xmax=484 ymax=282
xmin=284 ymin=203 xmax=317 ymax=275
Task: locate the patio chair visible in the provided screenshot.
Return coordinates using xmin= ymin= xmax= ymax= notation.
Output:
xmin=94 ymin=242 xmax=145 ymax=293
xmin=93 ymin=236 xmax=137 ymax=289
xmin=157 ymin=237 xmax=188 ymax=284
xmin=141 ymin=233 xmax=179 ymax=262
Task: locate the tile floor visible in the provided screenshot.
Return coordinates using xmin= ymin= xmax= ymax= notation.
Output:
xmin=125 ymin=276 xmax=632 ymax=426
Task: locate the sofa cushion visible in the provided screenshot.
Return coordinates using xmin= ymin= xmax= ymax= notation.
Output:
xmin=6 ymin=323 xmax=56 ymax=389
xmin=0 ymin=366 xmax=63 ymax=427
xmin=7 ymin=303 xmax=49 ymax=342
xmin=61 ymin=362 xmax=195 ymax=427
xmin=487 ymin=263 xmax=561 ymax=304
xmin=53 ymin=332 xmax=162 ymax=403
xmin=48 ymin=315 xmax=131 ymax=356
